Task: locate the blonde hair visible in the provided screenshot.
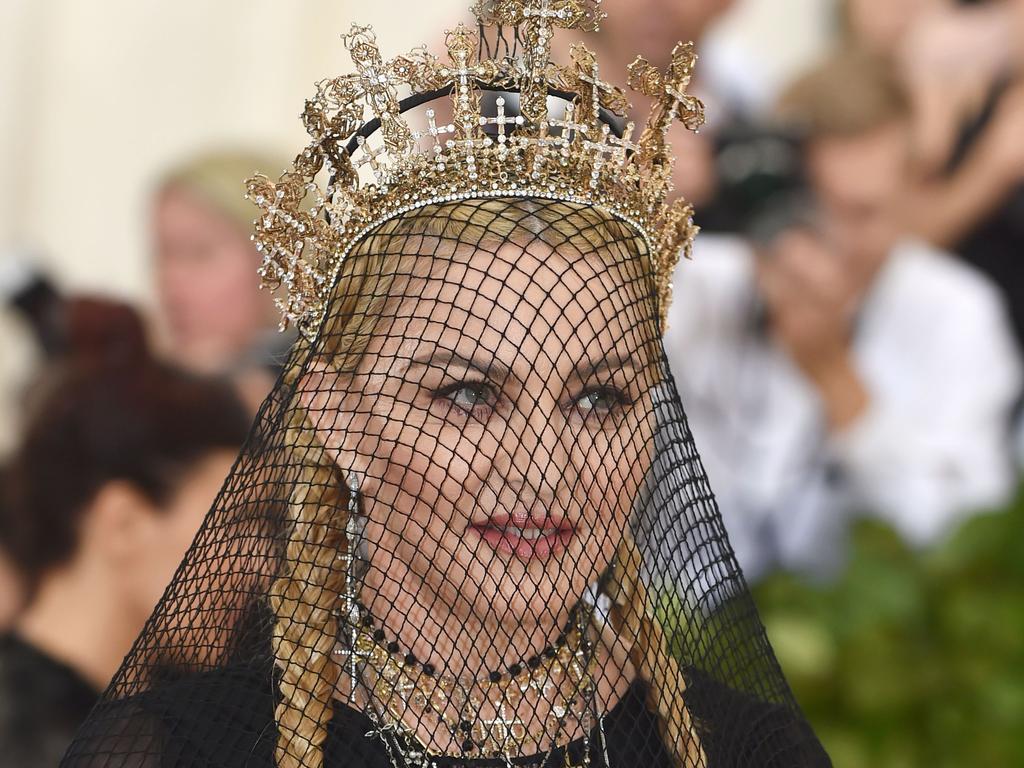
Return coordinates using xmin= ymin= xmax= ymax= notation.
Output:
xmin=778 ymin=46 xmax=911 ymax=139
xmin=607 ymin=533 xmax=706 ymax=767
xmin=159 ymin=150 xmax=291 ymax=231
xmin=269 ymin=198 xmax=702 ymax=767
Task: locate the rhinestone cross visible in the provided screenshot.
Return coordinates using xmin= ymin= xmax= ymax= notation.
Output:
xmin=344 ymin=25 xmax=414 ymax=153
xmin=628 ymin=41 xmax=705 ymax=165
xmin=479 ymin=96 xmax=525 ymax=157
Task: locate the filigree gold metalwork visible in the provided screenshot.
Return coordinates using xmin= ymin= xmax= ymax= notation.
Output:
xmin=247 ymin=1 xmax=705 ymax=339
xmin=628 ymin=42 xmax=705 ymax=171
xmin=565 ymin=43 xmax=629 ymax=123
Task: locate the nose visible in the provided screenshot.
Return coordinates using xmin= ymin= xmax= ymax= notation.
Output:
xmin=494 ymin=393 xmax=569 ymax=514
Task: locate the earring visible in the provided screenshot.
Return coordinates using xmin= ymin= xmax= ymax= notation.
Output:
xmin=344 ymin=474 xmax=362 ymax=608
xmin=337 ymin=473 xmax=366 ymax=682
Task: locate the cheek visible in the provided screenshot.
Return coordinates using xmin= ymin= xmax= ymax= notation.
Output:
xmin=416 ymin=442 xmax=491 ymax=527
xmin=575 ymin=419 xmax=650 ymax=555
xmin=223 ymin=242 xmax=262 ymax=289
xmin=360 ymin=408 xmax=496 ymax=563
xmin=205 ymin=246 xmax=261 ymax=313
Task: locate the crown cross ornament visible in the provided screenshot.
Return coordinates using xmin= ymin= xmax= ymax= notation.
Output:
xmin=442 ymin=26 xmax=500 ymax=140
xmin=474 ymin=1 xmax=604 ymax=123
xmin=566 ymin=43 xmax=628 ymax=124
xmin=628 ymin=42 xmax=705 ymax=172
xmin=480 ymin=96 xmax=526 ymax=159
xmin=344 ymin=25 xmax=415 ymax=154
xmin=519 ymin=0 xmax=602 ymax=123
xmin=247 ymin=0 xmax=705 ymax=338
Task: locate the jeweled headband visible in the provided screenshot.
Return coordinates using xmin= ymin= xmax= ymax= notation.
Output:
xmin=246 ymin=0 xmax=705 ymax=339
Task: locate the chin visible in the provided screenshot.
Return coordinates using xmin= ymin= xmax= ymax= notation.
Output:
xmin=489 ymin=561 xmax=593 ymax=622
xmin=485 ymin=582 xmax=572 ymax=628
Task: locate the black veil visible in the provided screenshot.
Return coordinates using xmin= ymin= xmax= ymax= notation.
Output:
xmin=62 ymin=5 xmax=829 ymax=767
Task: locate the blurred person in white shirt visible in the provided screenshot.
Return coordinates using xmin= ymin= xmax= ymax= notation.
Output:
xmin=664 ymin=48 xmax=1022 ymax=581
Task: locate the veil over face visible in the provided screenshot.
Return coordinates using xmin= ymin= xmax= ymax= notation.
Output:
xmin=60 ymin=1 xmax=830 ymax=764
xmin=301 ymin=204 xmax=656 ymax=646
xmin=61 ymin=199 xmax=829 ymax=768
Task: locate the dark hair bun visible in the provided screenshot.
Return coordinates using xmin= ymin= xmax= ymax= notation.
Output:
xmin=64 ymin=297 xmax=150 ymax=370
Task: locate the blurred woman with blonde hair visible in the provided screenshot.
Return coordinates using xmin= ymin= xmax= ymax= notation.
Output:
xmin=154 ymin=150 xmax=293 ymax=379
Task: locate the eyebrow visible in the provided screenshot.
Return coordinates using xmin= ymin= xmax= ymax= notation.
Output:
xmin=407 ymin=348 xmax=513 ymax=384
xmin=407 ymin=346 xmax=638 ymax=386
xmin=571 ymin=350 xmax=639 ymax=383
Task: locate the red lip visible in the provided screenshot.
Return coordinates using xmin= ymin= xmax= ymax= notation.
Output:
xmin=469 ymin=511 xmax=575 ymax=560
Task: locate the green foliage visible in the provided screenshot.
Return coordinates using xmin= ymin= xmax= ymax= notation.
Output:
xmin=753 ymin=493 xmax=1024 ymax=767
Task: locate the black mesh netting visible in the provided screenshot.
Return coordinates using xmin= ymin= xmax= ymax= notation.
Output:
xmin=61 ymin=198 xmax=829 ymax=767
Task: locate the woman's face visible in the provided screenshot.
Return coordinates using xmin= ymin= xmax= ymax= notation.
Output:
xmin=154 ymin=186 xmax=271 ymax=372
xmin=305 ymin=235 xmax=657 ymax=636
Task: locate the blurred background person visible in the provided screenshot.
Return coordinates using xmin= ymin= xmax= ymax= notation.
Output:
xmin=0 ymin=258 xmax=66 ymax=631
xmin=153 ymin=150 xmax=294 ymax=408
xmin=842 ymin=0 xmax=1024 ymax=356
xmin=664 ymin=47 xmax=1022 ymax=581
xmin=0 ymin=540 xmax=24 ymax=635
xmin=902 ymin=0 xmax=1024 ymax=360
xmin=0 ymin=298 xmax=250 ymax=768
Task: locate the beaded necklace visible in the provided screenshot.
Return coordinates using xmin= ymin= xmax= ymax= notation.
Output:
xmin=336 ymin=489 xmax=605 ymax=765
xmin=336 ymin=603 xmax=602 ymax=764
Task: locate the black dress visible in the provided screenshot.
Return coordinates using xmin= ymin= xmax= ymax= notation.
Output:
xmin=64 ymin=662 xmax=829 ymax=767
xmin=0 ymin=633 xmax=99 ymax=768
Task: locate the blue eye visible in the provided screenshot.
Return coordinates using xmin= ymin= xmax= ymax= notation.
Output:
xmin=575 ymin=387 xmax=629 ymax=414
xmin=451 ymin=385 xmax=490 ymax=409
xmin=434 ymin=380 xmax=497 ymax=417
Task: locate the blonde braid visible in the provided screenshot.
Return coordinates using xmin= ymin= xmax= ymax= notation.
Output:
xmin=266 ymin=229 xmax=394 ymax=768
xmin=606 ymin=532 xmax=706 ymax=768
xmin=269 ymin=404 xmax=350 ymax=768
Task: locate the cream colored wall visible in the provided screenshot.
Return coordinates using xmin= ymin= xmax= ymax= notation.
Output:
xmin=0 ymin=0 xmax=467 ymax=300
xmin=708 ymin=0 xmax=836 ymax=104
xmin=0 ymin=0 xmax=467 ymax=453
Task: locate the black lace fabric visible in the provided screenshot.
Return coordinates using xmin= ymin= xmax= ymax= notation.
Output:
xmin=61 ymin=198 xmax=829 ymax=767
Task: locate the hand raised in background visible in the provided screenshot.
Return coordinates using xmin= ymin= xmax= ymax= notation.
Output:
xmin=756 ymin=229 xmax=869 ymax=430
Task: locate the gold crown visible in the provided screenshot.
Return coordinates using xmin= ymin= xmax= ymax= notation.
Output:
xmin=246 ymin=0 xmax=704 ymax=339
